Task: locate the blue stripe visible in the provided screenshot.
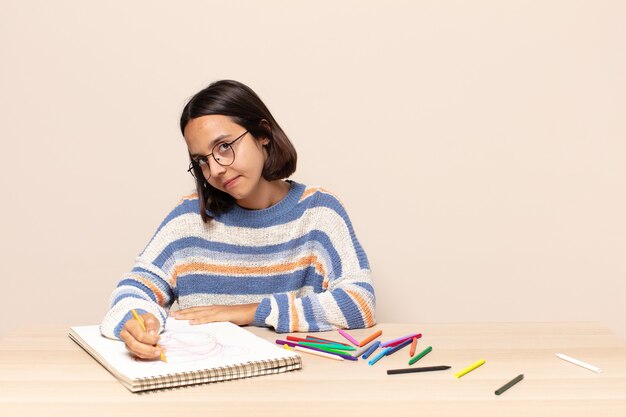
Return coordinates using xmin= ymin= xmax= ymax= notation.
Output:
xmin=157 ymin=241 xmax=334 ymax=271
xmin=176 ymin=266 xmax=325 ymax=296
xmin=113 ymin=309 xmax=145 ymax=339
xmin=130 ymin=267 xmax=173 ymax=294
xmin=301 ymin=296 xmax=319 ymax=332
xmin=117 ymin=279 xmax=158 ymax=303
xmin=275 ymin=294 xmax=290 ymax=333
xmin=332 ymin=288 xmax=365 ymax=329
xmin=216 ymin=190 xmax=349 ymax=229
xmin=154 ymin=231 xmax=343 ymax=278
xmin=354 ymin=282 xmax=375 ymax=295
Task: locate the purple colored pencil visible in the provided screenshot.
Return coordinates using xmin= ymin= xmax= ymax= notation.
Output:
xmin=338 ymin=329 xmax=360 ymax=346
xmin=385 ymin=337 xmax=414 ymax=356
xmin=380 ymin=333 xmax=421 ymax=347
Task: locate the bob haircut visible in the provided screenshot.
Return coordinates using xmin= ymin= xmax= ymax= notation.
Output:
xmin=180 ymin=80 xmax=297 ymax=223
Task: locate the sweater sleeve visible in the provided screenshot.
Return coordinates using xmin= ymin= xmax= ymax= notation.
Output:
xmin=100 ymin=256 xmax=175 ymax=339
xmin=99 ymin=195 xmax=197 ymax=340
xmin=252 ymin=193 xmax=376 ymax=333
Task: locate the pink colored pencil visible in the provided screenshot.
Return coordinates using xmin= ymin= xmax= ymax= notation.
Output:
xmin=409 ymin=337 xmax=418 ymax=356
xmin=381 ymin=333 xmax=421 ymax=347
xmin=338 ymin=329 xmax=360 ymax=346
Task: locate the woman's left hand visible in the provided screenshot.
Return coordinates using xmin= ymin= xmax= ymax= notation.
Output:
xmin=170 ymin=303 xmax=260 ymax=326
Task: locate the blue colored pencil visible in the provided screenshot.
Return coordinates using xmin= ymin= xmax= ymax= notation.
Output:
xmin=368 ymin=347 xmax=391 ymax=365
xmin=362 ymin=341 xmax=381 ymax=359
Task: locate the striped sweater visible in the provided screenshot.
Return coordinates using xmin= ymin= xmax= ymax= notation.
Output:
xmin=100 ymin=181 xmax=376 ymax=338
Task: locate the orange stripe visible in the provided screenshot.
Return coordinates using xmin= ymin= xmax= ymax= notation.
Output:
xmin=299 ymin=187 xmax=333 ymax=202
xmin=289 ymin=293 xmax=299 ymax=332
xmin=128 ymin=274 xmax=165 ymax=306
xmin=173 ymin=255 xmax=326 ymax=281
xmin=346 ymin=289 xmax=375 ymax=328
xmin=178 ymin=192 xmax=198 ymax=204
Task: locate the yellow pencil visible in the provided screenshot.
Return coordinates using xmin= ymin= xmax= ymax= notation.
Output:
xmin=131 ymin=309 xmax=167 ymax=363
xmin=455 ymin=359 xmax=485 ymax=378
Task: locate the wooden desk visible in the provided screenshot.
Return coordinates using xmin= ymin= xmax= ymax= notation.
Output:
xmin=1 ymin=322 xmax=625 ymax=416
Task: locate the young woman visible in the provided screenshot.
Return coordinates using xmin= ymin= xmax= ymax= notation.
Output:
xmin=100 ymin=80 xmax=375 ymax=360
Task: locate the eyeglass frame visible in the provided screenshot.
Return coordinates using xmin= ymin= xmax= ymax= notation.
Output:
xmin=187 ymin=130 xmax=249 ymax=179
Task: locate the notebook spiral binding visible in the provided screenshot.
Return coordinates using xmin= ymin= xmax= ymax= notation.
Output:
xmin=135 ymin=356 xmax=302 ymax=391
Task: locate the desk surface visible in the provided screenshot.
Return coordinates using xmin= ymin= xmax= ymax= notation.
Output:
xmin=1 ymin=322 xmax=625 ymax=416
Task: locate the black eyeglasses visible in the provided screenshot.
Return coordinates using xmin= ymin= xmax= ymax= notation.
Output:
xmin=187 ymin=130 xmax=249 ymax=179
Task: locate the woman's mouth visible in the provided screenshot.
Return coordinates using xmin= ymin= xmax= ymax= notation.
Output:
xmin=223 ymin=176 xmax=240 ymax=189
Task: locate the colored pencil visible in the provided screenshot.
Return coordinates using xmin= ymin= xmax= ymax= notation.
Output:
xmin=385 ymin=337 xmax=413 ymax=356
xmin=455 ymin=359 xmax=486 ymax=378
xmin=301 ymin=343 xmax=357 ymax=356
xmin=387 ymin=366 xmax=451 ymax=375
xmin=368 ymin=347 xmax=391 ymax=365
xmin=286 ymin=336 xmax=313 ymax=343
xmin=556 ymin=353 xmax=602 ymax=373
xmin=131 ymin=309 xmax=167 ymax=363
xmin=387 ymin=334 xmax=422 ymax=347
xmin=275 ymin=339 xmax=297 ymax=347
xmin=359 ymin=330 xmax=383 ymax=347
xmin=381 ymin=333 xmax=421 ymax=347
xmin=298 ymin=341 xmax=356 ymax=351
xmin=338 ymin=329 xmax=360 ymax=346
xmin=275 ymin=340 xmax=356 ymax=360
xmin=305 ymin=336 xmax=351 ymax=347
xmin=284 ymin=344 xmax=344 ymax=361
xmin=362 ymin=341 xmax=381 ymax=359
xmin=354 ymin=340 xmax=378 ymax=357
xmin=409 ymin=337 xmax=418 ymax=356
xmin=409 ymin=346 xmax=432 ymax=365
xmin=495 ymin=374 xmax=524 ymax=395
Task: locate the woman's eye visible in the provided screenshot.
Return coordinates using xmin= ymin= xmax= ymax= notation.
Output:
xmin=218 ymin=143 xmax=231 ymax=152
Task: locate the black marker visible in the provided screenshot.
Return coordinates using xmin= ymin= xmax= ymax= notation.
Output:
xmin=387 ymin=365 xmax=451 ymax=375
xmin=495 ymin=374 xmax=524 ymax=395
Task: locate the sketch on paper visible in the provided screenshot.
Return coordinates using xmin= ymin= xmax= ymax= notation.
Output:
xmin=134 ymin=329 xmax=249 ymax=368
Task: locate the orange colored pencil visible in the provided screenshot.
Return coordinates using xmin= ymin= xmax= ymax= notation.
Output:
xmin=409 ymin=337 xmax=418 ymax=356
xmin=359 ymin=330 xmax=383 ymax=347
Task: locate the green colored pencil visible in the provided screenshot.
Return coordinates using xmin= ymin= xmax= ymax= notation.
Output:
xmin=409 ymin=346 xmax=432 ymax=365
xmin=298 ymin=341 xmax=356 ymax=351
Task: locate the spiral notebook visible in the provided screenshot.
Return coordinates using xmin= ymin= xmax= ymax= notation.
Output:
xmin=69 ymin=319 xmax=302 ymax=392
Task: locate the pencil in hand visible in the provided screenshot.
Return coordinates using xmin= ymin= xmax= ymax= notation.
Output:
xmin=131 ymin=309 xmax=167 ymax=363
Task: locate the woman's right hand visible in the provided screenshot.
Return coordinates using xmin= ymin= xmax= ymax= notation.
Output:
xmin=119 ymin=312 xmax=164 ymax=360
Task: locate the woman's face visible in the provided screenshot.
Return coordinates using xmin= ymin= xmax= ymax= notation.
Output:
xmin=184 ymin=115 xmax=269 ymax=202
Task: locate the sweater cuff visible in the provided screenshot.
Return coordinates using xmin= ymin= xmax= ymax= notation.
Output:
xmin=112 ymin=308 xmax=148 ymax=339
xmin=253 ymin=298 xmax=271 ymax=327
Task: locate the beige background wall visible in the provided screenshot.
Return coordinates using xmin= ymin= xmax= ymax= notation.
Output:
xmin=1 ymin=0 xmax=625 ymax=339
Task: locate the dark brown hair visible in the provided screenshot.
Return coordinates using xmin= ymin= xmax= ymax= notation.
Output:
xmin=180 ymin=80 xmax=297 ymax=222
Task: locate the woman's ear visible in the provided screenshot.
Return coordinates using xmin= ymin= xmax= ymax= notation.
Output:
xmin=259 ymin=119 xmax=271 ymax=145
